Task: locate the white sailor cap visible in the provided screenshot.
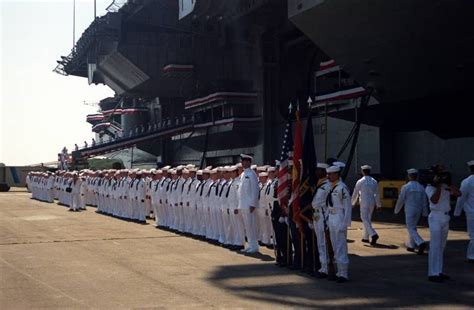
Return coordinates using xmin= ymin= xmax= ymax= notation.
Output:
xmin=407 ymin=168 xmax=418 ymax=174
xmin=468 ymin=160 xmax=474 ymax=167
xmin=210 ymin=168 xmax=218 ymax=174
xmin=236 ymin=163 xmax=242 ymax=168
xmin=333 ymin=161 xmax=346 ymax=168
xmin=186 ymin=164 xmax=195 ymax=169
xmin=197 ymin=170 xmax=203 ymax=176
xmin=157 ymin=170 xmax=163 ymax=174
xmin=182 ymin=168 xmax=189 ymax=174
xmin=251 ymin=165 xmax=257 ymax=170
xmin=240 ymin=154 xmax=253 ymax=160
xmin=228 ymin=165 xmax=238 ymax=172
xmin=361 ymin=165 xmax=372 ymax=170
xmin=162 ymin=166 xmax=171 ymax=171
xmin=205 ymin=166 xmax=213 ymax=170
xmin=259 ymin=172 xmax=268 ymax=177
xmin=257 ymin=166 xmax=266 ymax=172
xmin=176 ymin=165 xmax=184 ymax=171
xmin=317 ymin=163 xmax=329 ymax=169
xmin=326 ymin=166 xmax=341 ymax=173
xmin=267 ymin=167 xmax=276 ymax=172
xmin=217 ymin=166 xmax=225 ymax=172
xmin=203 ymin=169 xmax=211 ymax=174
xmin=188 ymin=167 xmax=197 ymax=172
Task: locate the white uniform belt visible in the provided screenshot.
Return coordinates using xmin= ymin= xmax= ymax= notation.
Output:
xmin=430 ymin=210 xmax=449 ymax=215
xmin=328 ymin=207 xmax=342 ymax=215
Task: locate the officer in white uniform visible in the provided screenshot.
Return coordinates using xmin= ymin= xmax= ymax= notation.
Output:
xmin=168 ymin=169 xmax=179 ymax=229
xmin=425 ymin=166 xmax=461 ymax=282
xmin=135 ymin=172 xmax=147 ymax=223
xmin=128 ymin=170 xmax=138 ymax=220
xmin=227 ymin=166 xmax=245 ymax=251
xmin=326 ymin=165 xmax=352 ymax=283
xmin=351 ymin=165 xmax=382 ymax=245
xmin=259 ymin=171 xmax=273 ymax=247
xmin=454 ymin=160 xmax=474 ymax=263
xmin=151 ymin=170 xmax=163 ymax=227
xmin=238 ymin=154 xmax=260 ymax=253
xmin=178 ymin=168 xmax=190 ymax=233
xmin=185 ymin=168 xmax=198 ymax=234
xmin=159 ymin=167 xmax=172 ymax=228
xmin=394 ymin=168 xmax=429 ymax=254
xmin=196 ymin=169 xmax=211 ymax=237
xmin=207 ymin=169 xmax=220 ymax=242
xmin=144 ymin=171 xmax=153 ymax=219
xmin=46 ymin=173 xmax=55 ymax=203
xmin=311 ymin=163 xmax=330 ymax=277
xmin=70 ymin=173 xmax=82 ymax=211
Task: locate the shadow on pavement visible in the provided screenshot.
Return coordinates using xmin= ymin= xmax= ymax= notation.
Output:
xmin=207 ymin=239 xmax=473 ymax=308
xmin=237 ymin=251 xmax=275 ymax=262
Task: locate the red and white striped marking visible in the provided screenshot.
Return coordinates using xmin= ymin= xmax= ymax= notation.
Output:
xmin=316 ymin=59 xmax=340 ymax=77
xmin=314 ymin=86 xmax=366 ymax=103
xmin=122 ymin=108 xmax=148 ymax=114
xmin=86 ymin=114 xmax=105 ymax=121
xmin=319 ymin=59 xmax=337 ymax=70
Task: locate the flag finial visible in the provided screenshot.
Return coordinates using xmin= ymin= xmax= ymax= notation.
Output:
xmin=307 ymin=96 xmax=313 ymax=107
xmin=288 ymin=102 xmax=293 ymax=113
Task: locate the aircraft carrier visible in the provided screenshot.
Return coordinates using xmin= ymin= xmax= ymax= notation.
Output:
xmin=54 ymin=0 xmax=474 ymax=185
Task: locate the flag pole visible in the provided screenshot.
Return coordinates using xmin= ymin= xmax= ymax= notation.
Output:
xmin=285 ymin=102 xmax=293 ymax=266
xmin=324 ymin=102 xmax=328 ymax=162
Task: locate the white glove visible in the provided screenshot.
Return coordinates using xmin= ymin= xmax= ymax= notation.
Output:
xmin=308 ymin=223 xmax=314 ymax=230
xmin=278 ymin=216 xmax=285 ymax=223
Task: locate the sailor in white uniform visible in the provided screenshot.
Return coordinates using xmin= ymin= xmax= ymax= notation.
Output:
xmin=326 ymin=165 xmax=352 ymax=283
xmin=425 ymin=166 xmax=461 ymax=282
xmin=311 ymin=163 xmax=330 ymax=277
xmin=454 ymin=160 xmax=474 ymax=263
xmin=238 ymin=154 xmax=260 ymax=253
xmin=351 ymin=165 xmax=382 ymax=245
xmin=394 ymin=168 xmax=429 ymax=254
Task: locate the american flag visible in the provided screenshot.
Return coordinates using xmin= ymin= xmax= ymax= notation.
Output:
xmin=277 ymin=104 xmax=294 ymax=214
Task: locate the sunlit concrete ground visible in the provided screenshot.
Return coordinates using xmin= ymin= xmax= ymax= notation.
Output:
xmin=1 ymin=188 xmax=473 ymax=309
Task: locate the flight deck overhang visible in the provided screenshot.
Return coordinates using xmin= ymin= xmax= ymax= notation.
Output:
xmin=288 ymin=0 xmax=474 ymax=105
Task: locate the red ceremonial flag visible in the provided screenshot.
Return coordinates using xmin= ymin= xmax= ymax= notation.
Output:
xmin=290 ymin=105 xmax=303 ymax=227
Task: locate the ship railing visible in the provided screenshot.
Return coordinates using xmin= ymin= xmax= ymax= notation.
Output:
xmin=75 ymin=116 xmax=195 ymax=152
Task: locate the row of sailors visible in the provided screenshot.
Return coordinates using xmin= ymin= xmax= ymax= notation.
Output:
xmin=26 ymin=161 xmax=276 ymax=251
xmin=27 ymin=171 xmax=86 ymax=211
xmin=26 ymin=157 xmax=474 ymax=283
